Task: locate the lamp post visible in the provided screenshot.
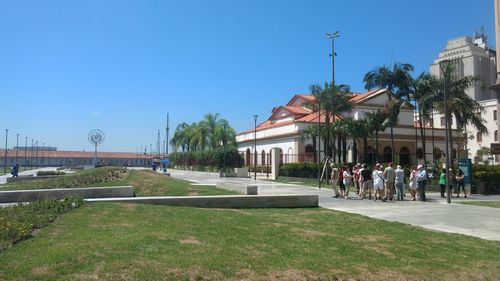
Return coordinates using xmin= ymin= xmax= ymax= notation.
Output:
xmin=440 ymin=60 xmax=452 ymax=204
xmin=15 ymin=134 xmax=19 ymax=165
xmin=31 ymin=139 xmax=34 ymax=169
xmin=35 ymin=141 xmax=39 ymax=169
xmin=24 ymin=137 xmax=28 ymax=170
xmin=253 ymin=115 xmax=258 ymax=180
xmin=326 ymin=30 xmax=340 ymax=182
xmin=223 ymin=123 xmax=227 ymax=177
xmin=47 ymin=144 xmax=51 ymax=167
xmin=3 ymin=129 xmax=8 ymax=174
xmin=42 ymin=142 xmax=45 ymax=167
xmin=317 ymin=101 xmax=321 ymax=189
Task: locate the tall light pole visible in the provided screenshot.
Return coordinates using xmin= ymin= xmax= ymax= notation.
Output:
xmin=35 ymin=141 xmax=39 ymax=169
xmin=31 ymin=139 xmax=34 ymax=169
xmin=440 ymin=60 xmax=452 ymax=204
xmin=3 ymin=129 xmax=8 ymax=174
xmin=326 ymin=30 xmax=340 ymax=182
xmin=317 ymin=101 xmax=321 ymax=189
xmin=42 ymin=142 xmax=45 ymax=167
xmin=15 ymin=133 xmax=19 ymax=165
xmin=166 ymin=113 xmax=170 ymax=157
xmin=253 ymin=115 xmax=258 ymax=180
xmin=24 ymin=137 xmax=28 ymax=170
xmin=47 ymin=144 xmax=51 ymax=167
xmin=223 ymin=123 xmax=227 ymax=177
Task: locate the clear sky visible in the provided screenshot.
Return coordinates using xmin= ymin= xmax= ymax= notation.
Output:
xmin=0 ymin=0 xmax=495 ymax=152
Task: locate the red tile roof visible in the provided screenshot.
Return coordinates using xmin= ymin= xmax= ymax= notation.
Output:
xmin=0 ymin=149 xmax=145 ymax=159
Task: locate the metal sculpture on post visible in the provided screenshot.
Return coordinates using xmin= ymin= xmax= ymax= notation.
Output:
xmin=88 ymin=129 xmax=105 ymax=167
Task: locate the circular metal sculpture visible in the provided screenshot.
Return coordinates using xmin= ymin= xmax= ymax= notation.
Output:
xmin=88 ymin=129 xmax=105 ymax=167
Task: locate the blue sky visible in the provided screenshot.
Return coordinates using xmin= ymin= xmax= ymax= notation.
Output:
xmin=0 ymin=0 xmax=495 ymax=152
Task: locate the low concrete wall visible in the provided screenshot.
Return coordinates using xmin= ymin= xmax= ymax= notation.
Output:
xmin=87 ymin=194 xmax=318 ymax=209
xmin=0 ymin=186 xmax=134 ymax=203
xmin=216 ymin=182 xmax=257 ymax=195
xmin=7 ymin=175 xmax=57 ymax=183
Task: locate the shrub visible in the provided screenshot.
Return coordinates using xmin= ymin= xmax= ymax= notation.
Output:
xmin=37 ymin=171 xmax=66 ymax=176
xmin=170 ymin=148 xmax=244 ymax=170
xmin=0 ymin=196 xmax=85 ymax=252
xmin=247 ymin=165 xmax=272 ymax=173
xmin=279 ymin=163 xmax=327 ymax=178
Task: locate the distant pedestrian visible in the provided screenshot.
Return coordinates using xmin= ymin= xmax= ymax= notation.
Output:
xmin=372 ymin=163 xmax=385 ymax=202
xmin=342 ymin=166 xmax=352 ymax=199
xmin=439 ymin=169 xmax=446 ymax=198
xmin=408 ymin=166 xmax=418 ymax=201
xmin=353 ymin=163 xmax=361 ymax=195
xmin=331 ymin=164 xmax=340 ymax=198
xmin=11 ymin=163 xmax=19 ymax=178
xmin=383 ymin=162 xmax=395 ymax=201
xmin=455 ymin=168 xmax=467 ymax=198
xmin=417 ymin=164 xmax=428 ymax=201
xmin=395 ymin=165 xmax=405 ymax=201
xmin=338 ymin=166 xmax=346 ymax=198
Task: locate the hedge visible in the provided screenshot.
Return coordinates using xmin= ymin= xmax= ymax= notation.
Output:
xmin=37 ymin=171 xmax=66 ymax=176
xmin=170 ymin=148 xmax=244 ymax=170
xmin=0 ymin=196 xmax=85 ymax=252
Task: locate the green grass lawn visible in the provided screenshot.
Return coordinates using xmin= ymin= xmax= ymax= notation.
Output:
xmin=1 ymin=167 xmax=235 ymax=196
xmin=460 ymin=201 xmax=500 ymax=208
xmin=0 ymin=203 xmax=499 ymax=281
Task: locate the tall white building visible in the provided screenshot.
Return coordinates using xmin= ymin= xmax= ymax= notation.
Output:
xmin=429 ymin=33 xmax=499 ymax=163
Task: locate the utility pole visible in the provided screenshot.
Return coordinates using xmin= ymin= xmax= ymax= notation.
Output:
xmin=253 ymin=115 xmax=258 ymax=180
xmin=15 ymin=134 xmax=19 ymax=165
xmin=166 ymin=113 xmax=170 ymax=156
xmin=24 ymin=137 xmax=28 ymax=170
xmin=3 ymin=129 xmax=8 ymax=174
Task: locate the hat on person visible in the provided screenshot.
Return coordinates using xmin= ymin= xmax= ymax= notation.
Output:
xmin=417 ymin=164 xmax=423 ymax=169
xmin=356 ymin=163 xmax=361 ymax=167
xmin=397 ymin=165 xmax=402 ymax=169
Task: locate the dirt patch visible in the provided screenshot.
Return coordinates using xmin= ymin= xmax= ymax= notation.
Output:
xmin=292 ymin=228 xmax=332 ymax=238
xmin=180 ymin=237 xmax=202 ymax=245
xmin=31 ymin=266 xmax=50 ymax=276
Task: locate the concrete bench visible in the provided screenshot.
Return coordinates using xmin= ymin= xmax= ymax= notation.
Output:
xmin=0 ymin=186 xmax=134 ymax=203
xmin=216 ymin=182 xmax=258 ymax=195
xmin=87 ymin=194 xmax=319 ymax=209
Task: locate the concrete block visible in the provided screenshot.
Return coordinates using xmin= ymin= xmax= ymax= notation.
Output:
xmin=87 ymin=194 xmax=319 ymax=209
xmin=234 ymin=167 xmax=249 ymax=178
xmin=216 ymin=182 xmax=258 ymax=195
xmin=0 ymin=186 xmax=134 ymax=203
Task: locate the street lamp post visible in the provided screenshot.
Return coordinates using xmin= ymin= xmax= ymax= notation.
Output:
xmin=35 ymin=141 xmax=39 ymax=169
xmin=47 ymin=144 xmax=51 ymax=167
xmin=317 ymin=101 xmax=321 ymax=189
xmin=42 ymin=142 xmax=45 ymax=167
xmin=15 ymin=134 xmax=19 ymax=165
xmin=31 ymin=139 xmax=34 ymax=169
xmin=326 ymin=30 xmax=340 ymax=183
xmin=253 ymin=115 xmax=258 ymax=180
xmin=3 ymin=129 xmax=8 ymax=174
xmin=223 ymin=123 xmax=227 ymax=177
xmin=440 ymin=60 xmax=452 ymax=204
xmin=24 ymin=137 xmax=28 ymax=170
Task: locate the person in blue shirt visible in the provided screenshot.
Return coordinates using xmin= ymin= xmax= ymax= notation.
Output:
xmin=416 ymin=164 xmax=428 ymax=201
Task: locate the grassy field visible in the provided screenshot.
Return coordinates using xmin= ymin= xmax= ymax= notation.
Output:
xmin=0 ymin=203 xmax=499 ymax=281
xmin=460 ymin=201 xmax=500 ymax=208
xmin=1 ymin=167 xmax=236 ymax=196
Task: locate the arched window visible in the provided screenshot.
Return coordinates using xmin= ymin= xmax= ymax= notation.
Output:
xmin=279 ymin=148 xmax=283 ymax=165
xmin=287 ymin=148 xmax=293 ymax=163
xmin=416 ymin=148 xmax=424 ymax=159
xmin=399 ymin=147 xmax=410 ymax=165
xmin=305 ymin=144 xmax=314 ymax=153
xmin=383 ymin=146 xmax=392 ymax=163
xmin=261 ymin=150 xmax=266 ymax=165
xmin=477 ymin=132 xmax=483 ymax=143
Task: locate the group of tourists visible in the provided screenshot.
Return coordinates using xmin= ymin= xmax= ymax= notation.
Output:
xmin=330 ymin=162 xmax=467 ymax=201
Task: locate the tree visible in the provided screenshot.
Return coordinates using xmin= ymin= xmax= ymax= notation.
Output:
xmin=365 ymin=109 xmax=388 ymax=163
xmin=434 ymin=62 xmax=487 ymax=169
xmin=364 ymin=63 xmax=414 ymax=162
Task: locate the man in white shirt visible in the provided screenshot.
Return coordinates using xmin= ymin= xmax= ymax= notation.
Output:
xmin=417 ymin=164 xmax=428 ymax=201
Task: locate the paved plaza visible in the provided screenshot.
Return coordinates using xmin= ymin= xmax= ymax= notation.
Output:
xmin=169 ymin=169 xmax=500 ymax=241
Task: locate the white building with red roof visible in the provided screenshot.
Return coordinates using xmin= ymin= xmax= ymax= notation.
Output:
xmin=236 ymin=89 xmax=456 ymax=166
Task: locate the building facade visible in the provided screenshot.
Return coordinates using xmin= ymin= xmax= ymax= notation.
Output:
xmin=429 ymin=33 xmax=500 ymax=163
xmin=237 ymin=89 xmax=456 ymax=167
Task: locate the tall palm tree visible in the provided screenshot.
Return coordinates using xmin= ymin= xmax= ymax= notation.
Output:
xmin=203 ymin=113 xmax=223 ymax=149
xmin=365 ymin=109 xmax=388 ymax=163
xmin=364 ymin=63 xmax=414 ymax=162
xmin=308 ymin=82 xmax=352 ymax=160
xmin=434 ymin=62 xmax=487 ymax=168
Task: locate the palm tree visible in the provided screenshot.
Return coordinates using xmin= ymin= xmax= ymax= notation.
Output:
xmin=365 ymin=109 xmax=388 ymax=163
xmin=434 ymin=62 xmax=487 ymax=168
xmin=203 ymin=113 xmax=223 ymax=149
xmin=308 ymin=82 xmax=352 ymax=160
xmin=411 ymin=72 xmax=439 ymax=165
xmin=364 ymin=63 xmax=414 ymax=162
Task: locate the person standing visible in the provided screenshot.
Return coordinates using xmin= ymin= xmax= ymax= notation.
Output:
xmin=408 ymin=166 xmax=418 ymax=201
xmin=360 ymin=164 xmax=372 ymax=199
xmin=342 ymin=166 xmax=352 ymax=199
xmin=331 ymin=164 xmax=340 ymax=198
xmin=455 ymin=168 xmax=467 ymax=198
xmin=417 ymin=164 xmax=428 ymax=201
xmin=372 ymin=163 xmax=385 ymax=202
xmin=383 ymin=162 xmax=396 ymax=201
xmin=395 ymin=165 xmax=405 ymax=201
xmin=353 ymin=163 xmax=361 ymax=195
xmin=439 ymin=169 xmax=446 ymax=198
xmin=11 ymin=163 xmax=19 ymax=178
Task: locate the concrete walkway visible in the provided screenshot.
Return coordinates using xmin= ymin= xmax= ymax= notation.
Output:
xmin=169 ymin=169 xmax=500 ymax=241
xmin=0 ymin=167 xmax=58 ymax=185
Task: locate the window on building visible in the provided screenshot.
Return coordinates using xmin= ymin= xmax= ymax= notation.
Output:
xmin=440 ymin=117 xmax=445 ymax=127
xmin=494 ymin=110 xmax=497 ymax=121
xmin=495 ymin=130 xmax=498 ymax=142
xmin=477 ymin=132 xmax=483 ymax=143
